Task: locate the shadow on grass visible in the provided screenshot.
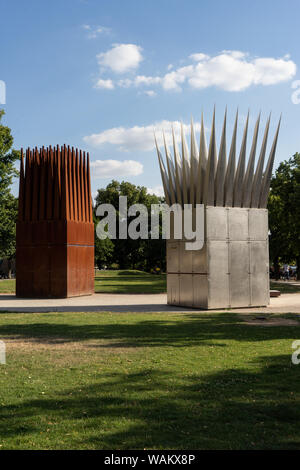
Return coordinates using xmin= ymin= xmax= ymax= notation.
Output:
xmin=0 ymin=354 xmax=299 ymax=449
xmin=270 ymin=281 xmax=300 ymax=294
xmin=0 ymin=313 xmax=299 ymax=347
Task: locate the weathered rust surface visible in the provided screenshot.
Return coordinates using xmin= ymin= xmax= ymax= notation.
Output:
xmin=16 ymin=146 xmax=94 ymax=298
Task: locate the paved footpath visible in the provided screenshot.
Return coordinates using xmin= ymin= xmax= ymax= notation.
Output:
xmin=0 ymin=293 xmax=300 ymax=313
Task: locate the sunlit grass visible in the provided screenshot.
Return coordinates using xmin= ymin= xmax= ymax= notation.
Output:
xmin=0 ymin=310 xmax=299 ymax=449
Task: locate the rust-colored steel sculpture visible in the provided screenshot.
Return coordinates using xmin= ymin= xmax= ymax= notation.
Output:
xmin=16 ymin=145 xmax=94 ymax=298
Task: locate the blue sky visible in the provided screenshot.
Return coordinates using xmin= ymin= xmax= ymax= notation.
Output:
xmin=1 ymin=0 xmax=300 ymax=197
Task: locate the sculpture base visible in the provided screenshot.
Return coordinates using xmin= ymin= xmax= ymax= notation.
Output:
xmin=16 ymin=220 xmax=94 ymax=298
xmin=167 ymin=207 xmax=269 ymax=309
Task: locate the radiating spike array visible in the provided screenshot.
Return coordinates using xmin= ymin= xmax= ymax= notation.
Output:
xmin=18 ymin=145 xmax=93 ymax=222
xmin=155 ymin=109 xmax=281 ymax=208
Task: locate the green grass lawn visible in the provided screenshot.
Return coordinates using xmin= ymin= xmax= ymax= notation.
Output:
xmin=0 ymin=279 xmax=16 ymax=293
xmin=1 ymin=273 xmax=299 ymax=295
xmin=0 ymin=310 xmax=299 ymax=450
xmin=0 ymin=270 xmax=166 ymax=295
xmin=270 ymin=281 xmax=300 ymax=294
xmin=95 ymin=270 xmax=166 ymax=294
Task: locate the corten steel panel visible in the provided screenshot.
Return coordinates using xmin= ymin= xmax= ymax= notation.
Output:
xmin=228 ymin=208 xmax=249 ymax=241
xmin=250 ymin=240 xmax=269 ymax=306
xmin=167 ymin=274 xmax=180 ymax=305
xmin=167 ymin=241 xmax=180 ymax=273
xmin=16 ymin=146 xmax=94 ymax=298
xmin=249 ymin=209 xmax=268 ymax=241
xmin=229 ymin=241 xmax=251 ymax=308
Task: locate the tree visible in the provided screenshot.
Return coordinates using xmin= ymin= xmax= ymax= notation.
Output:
xmin=0 ymin=110 xmax=19 ymax=276
xmin=94 ymin=180 xmax=166 ymax=271
xmin=268 ymin=153 xmax=300 ymax=279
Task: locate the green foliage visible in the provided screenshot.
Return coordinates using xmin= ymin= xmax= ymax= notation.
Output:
xmin=94 ymin=237 xmax=114 ymax=269
xmin=268 ymin=153 xmax=300 ymax=278
xmin=0 ymin=110 xmax=19 ymax=260
xmin=94 ymin=180 xmax=166 ymax=271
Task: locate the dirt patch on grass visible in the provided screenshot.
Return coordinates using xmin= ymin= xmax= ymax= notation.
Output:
xmin=5 ymin=336 xmax=133 ymax=350
xmin=238 ymin=314 xmax=300 ymax=327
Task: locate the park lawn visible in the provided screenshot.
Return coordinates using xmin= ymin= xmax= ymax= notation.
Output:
xmin=0 ymin=270 xmax=166 ymax=295
xmin=2 ymin=274 xmax=300 ymax=295
xmin=94 ymin=270 xmax=166 ymax=294
xmin=270 ymin=281 xmax=300 ymax=294
xmin=0 ymin=310 xmax=299 ymax=450
xmin=0 ymin=279 xmax=16 ymax=293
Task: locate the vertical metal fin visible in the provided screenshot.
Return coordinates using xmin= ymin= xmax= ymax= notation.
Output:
xmin=18 ymin=149 xmax=25 ymax=221
xmin=251 ymin=114 xmax=270 ymax=208
xmin=190 ymin=117 xmax=199 ymax=206
xmin=172 ymin=126 xmax=183 ymax=206
xmin=233 ymin=112 xmax=249 ymax=207
xmin=154 ymin=133 xmax=171 ymax=205
xmin=196 ymin=112 xmax=208 ymax=204
xmin=203 ymin=108 xmax=217 ymax=206
xmin=86 ymin=152 xmax=92 ymax=222
xmin=259 ymin=116 xmax=281 ymax=208
xmin=242 ymin=112 xmax=260 ymax=208
xmin=180 ymin=123 xmax=189 ymax=204
xmin=215 ymin=108 xmax=227 ymax=206
xmin=163 ymin=130 xmax=177 ymax=204
xmin=38 ymin=147 xmax=46 ymax=220
xmin=224 ymin=110 xmax=238 ymax=207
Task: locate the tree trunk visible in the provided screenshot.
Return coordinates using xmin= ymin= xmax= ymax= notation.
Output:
xmin=7 ymin=259 xmax=12 ymax=279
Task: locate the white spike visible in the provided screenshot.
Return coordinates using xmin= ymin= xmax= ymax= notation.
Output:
xmin=233 ymin=112 xmax=249 ymax=207
xmin=190 ymin=117 xmax=199 ymax=206
xmin=224 ymin=110 xmax=238 ymax=207
xmin=163 ymin=130 xmax=177 ymax=204
xmin=154 ymin=133 xmax=171 ymax=205
xmin=242 ymin=112 xmax=260 ymax=208
xmin=203 ymin=108 xmax=217 ymax=206
xmin=259 ymin=116 xmax=281 ymax=208
xmin=215 ymin=108 xmax=227 ymax=206
xmin=251 ymin=114 xmax=270 ymax=208
xmin=154 ymin=108 xmax=280 ymax=211
xmin=181 ymin=122 xmax=189 ymax=204
xmin=196 ymin=112 xmax=208 ymax=204
xmin=172 ymin=126 xmax=183 ymax=206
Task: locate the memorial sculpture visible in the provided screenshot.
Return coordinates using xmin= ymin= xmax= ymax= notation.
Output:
xmin=155 ymin=109 xmax=281 ymax=309
xmin=16 ymin=145 xmax=94 ymax=298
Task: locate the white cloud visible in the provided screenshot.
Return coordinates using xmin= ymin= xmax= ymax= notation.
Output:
xmin=95 ymin=50 xmax=296 ymax=93
xmin=94 ymin=78 xmax=114 ymax=89
xmin=82 ymin=24 xmax=111 ymax=39
xmin=147 ymin=185 xmax=164 ymax=197
xmin=159 ymin=51 xmax=296 ymax=92
xmin=253 ymin=57 xmax=296 ymax=85
xmin=90 ymin=159 xmax=143 ymax=178
xmin=83 ymin=120 xmax=201 ymax=152
xmin=143 ymin=90 xmax=157 ymax=97
xmin=97 ymin=44 xmax=143 ymax=73
xmin=189 ymin=53 xmax=209 ymax=61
